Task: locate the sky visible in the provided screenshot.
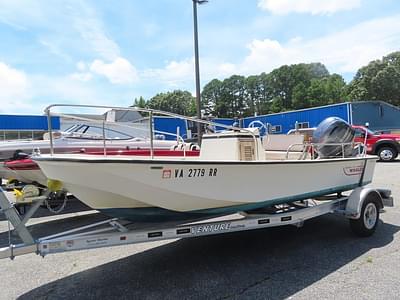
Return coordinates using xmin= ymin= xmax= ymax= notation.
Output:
xmin=0 ymin=0 xmax=399 ymax=115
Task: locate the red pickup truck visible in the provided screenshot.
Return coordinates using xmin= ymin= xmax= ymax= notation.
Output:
xmin=353 ymin=125 xmax=400 ymax=161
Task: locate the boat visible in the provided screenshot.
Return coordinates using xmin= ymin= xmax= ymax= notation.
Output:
xmin=4 ymin=148 xmax=200 ymax=187
xmin=0 ymin=122 xmax=196 ymax=183
xmin=33 ymin=105 xmax=377 ymax=222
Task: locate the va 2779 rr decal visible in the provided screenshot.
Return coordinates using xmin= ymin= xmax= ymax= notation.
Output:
xmin=162 ymin=168 xmax=218 ymax=179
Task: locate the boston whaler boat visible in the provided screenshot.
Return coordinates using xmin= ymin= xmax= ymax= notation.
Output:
xmin=33 ymin=104 xmax=377 ymax=222
xmin=0 ymin=103 xmax=393 ymax=260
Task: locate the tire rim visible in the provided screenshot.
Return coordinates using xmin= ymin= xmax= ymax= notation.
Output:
xmin=363 ymin=202 xmax=377 ymax=230
xmin=380 ymin=149 xmax=393 ymax=160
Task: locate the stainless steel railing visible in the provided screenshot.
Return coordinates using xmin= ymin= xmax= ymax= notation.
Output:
xmin=44 ymin=104 xmax=260 ymax=159
xmin=285 ymin=142 xmax=366 ymax=160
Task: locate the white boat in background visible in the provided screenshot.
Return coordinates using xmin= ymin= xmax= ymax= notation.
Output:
xmin=33 ymin=104 xmax=377 ymax=222
xmin=0 ymin=122 xmax=195 ymax=182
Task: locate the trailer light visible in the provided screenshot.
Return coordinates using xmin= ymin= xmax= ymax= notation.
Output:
xmin=120 ymin=236 xmax=126 ymax=241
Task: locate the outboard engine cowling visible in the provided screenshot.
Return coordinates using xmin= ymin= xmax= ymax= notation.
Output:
xmin=312 ymin=117 xmax=355 ymax=158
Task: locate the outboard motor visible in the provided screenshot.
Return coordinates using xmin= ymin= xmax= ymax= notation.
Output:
xmin=312 ymin=117 xmax=355 ymax=158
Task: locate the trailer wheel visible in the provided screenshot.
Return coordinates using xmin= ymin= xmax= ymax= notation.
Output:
xmin=349 ymin=198 xmax=380 ymax=237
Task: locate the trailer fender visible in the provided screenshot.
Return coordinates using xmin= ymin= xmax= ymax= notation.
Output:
xmin=345 ymin=187 xmax=383 ymax=219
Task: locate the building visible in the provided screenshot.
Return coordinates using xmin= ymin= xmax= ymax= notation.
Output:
xmin=153 ymin=117 xmax=235 ymax=140
xmin=0 ymin=115 xmax=60 ymax=141
xmin=243 ymin=101 xmax=400 ymax=133
xmin=2 ymin=101 xmax=398 ymax=141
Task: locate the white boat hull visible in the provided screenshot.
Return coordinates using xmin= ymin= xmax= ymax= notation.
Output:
xmin=35 ymin=155 xmax=376 ymax=220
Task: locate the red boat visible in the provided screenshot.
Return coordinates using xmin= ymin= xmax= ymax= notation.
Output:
xmin=4 ymin=148 xmax=200 ymax=186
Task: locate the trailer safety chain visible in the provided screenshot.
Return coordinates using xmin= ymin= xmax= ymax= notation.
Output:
xmin=45 ymin=191 xmax=68 ymax=214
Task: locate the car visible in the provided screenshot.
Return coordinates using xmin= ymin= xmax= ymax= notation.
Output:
xmin=353 ymin=125 xmax=400 ymax=162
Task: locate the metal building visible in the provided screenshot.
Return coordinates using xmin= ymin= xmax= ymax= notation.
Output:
xmin=0 ymin=115 xmax=60 ymax=141
xmin=153 ymin=117 xmax=235 ymax=140
xmin=243 ymin=101 xmax=400 ymax=133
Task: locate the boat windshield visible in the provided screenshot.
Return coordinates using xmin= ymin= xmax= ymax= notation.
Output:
xmin=65 ymin=124 xmax=135 ymax=140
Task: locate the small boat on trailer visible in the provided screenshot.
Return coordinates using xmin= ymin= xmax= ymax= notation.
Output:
xmin=33 ymin=104 xmax=377 ymax=222
xmin=0 ymin=104 xmax=393 ymax=260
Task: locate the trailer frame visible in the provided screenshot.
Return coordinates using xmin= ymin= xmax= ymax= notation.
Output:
xmin=0 ymin=186 xmax=393 ymax=260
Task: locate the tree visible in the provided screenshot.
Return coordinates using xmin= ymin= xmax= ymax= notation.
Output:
xmin=267 ymin=63 xmax=330 ymax=110
xmin=132 ymin=96 xmax=146 ymax=108
xmin=201 ymin=79 xmax=224 ymax=116
xmin=200 ymin=62 xmax=338 ymax=117
xmin=146 ymin=90 xmax=196 ymax=116
xmin=221 ymin=75 xmax=247 ymax=118
xmin=245 ymin=73 xmax=272 ymax=116
xmin=201 ymin=76 xmax=247 ymax=118
xmin=347 ymin=51 xmax=400 ymax=106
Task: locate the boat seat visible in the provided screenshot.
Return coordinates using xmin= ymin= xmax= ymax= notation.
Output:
xmin=263 ymin=134 xmax=305 ymax=151
xmin=263 ymin=134 xmax=310 ymax=160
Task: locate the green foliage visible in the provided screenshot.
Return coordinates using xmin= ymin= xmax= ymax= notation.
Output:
xmin=146 ymin=90 xmax=196 ymax=116
xmin=201 ymin=62 xmax=345 ymax=117
xmin=132 ymin=96 xmax=147 ymax=108
xmin=347 ymin=51 xmax=400 ymax=106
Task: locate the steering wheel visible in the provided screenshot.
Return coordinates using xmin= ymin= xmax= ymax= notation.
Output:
xmin=248 ymin=120 xmax=269 ymax=142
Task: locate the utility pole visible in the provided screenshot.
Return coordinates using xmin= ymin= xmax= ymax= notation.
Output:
xmin=192 ymin=0 xmax=208 ymax=144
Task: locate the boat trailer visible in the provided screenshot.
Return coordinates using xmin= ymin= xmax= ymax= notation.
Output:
xmin=0 ymin=187 xmax=394 ymax=260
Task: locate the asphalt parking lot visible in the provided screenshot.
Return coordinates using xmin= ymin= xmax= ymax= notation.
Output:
xmin=0 ymin=161 xmax=399 ymax=300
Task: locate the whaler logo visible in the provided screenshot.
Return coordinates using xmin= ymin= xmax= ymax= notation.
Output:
xmin=343 ymin=165 xmax=364 ymax=176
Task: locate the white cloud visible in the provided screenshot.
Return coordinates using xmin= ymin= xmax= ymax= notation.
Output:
xmin=239 ymin=15 xmax=400 ymax=74
xmin=0 ymin=1 xmax=121 ymax=61
xmin=0 ymin=0 xmax=44 ymax=30
xmin=142 ymin=58 xmax=241 ymax=89
xmin=90 ymin=57 xmax=138 ymax=84
xmin=258 ymin=0 xmax=361 ymax=15
xmin=138 ymin=16 xmax=400 ymax=87
xmin=143 ymin=59 xmax=194 ymax=88
xmin=70 ymin=72 xmax=93 ymax=82
xmin=77 ymin=61 xmax=87 ymax=72
xmin=70 ymin=1 xmax=120 ymax=60
xmin=0 ymin=62 xmax=31 ymax=112
xmin=39 ymin=38 xmax=71 ymax=61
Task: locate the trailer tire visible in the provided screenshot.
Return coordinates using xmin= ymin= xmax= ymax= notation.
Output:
xmin=349 ymin=198 xmax=380 ymax=237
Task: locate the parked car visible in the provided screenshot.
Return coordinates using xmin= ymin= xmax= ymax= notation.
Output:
xmin=353 ymin=125 xmax=400 ymax=161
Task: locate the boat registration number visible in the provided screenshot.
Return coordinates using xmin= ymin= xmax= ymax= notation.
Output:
xmin=162 ymin=168 xmax=218 ymax=179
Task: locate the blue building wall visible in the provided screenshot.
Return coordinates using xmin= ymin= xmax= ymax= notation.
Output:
xmin=154 ymin=117 xmax=236 ymax=139
xmin=212 ymin=118 xmax=236 ymax=131
xmin=0 ymin=115 xmax=60 ymax=130
xmin=351 ymin=101 xmax=400 ymax=131
xmin=243 ymin=103 xmax=350 ymax=133
xmin=154 ymin=117 xmax=187 ymax=140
